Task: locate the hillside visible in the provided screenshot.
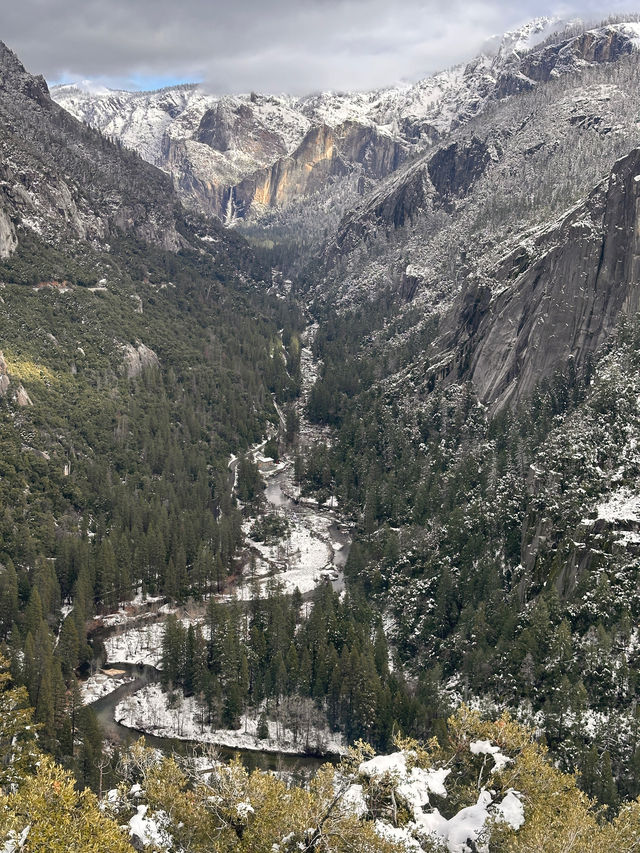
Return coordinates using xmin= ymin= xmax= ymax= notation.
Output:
xmin=2 ymin=14 xmax=640 ymax=853
xmin=52 ymin=18 xmax=640 ymax=229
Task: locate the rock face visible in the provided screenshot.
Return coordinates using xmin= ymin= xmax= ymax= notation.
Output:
xmin=434 ymin=148 xmax=640 ymax=410
xmin=0 ymin=352 xmax=10 ymax=395
xmin=0 ymin=40 xmax=186 ymax=254
xmin=427 ymin=136 xmax=501 ymax=200
xmin=52 ymin=20 xmax=640 ymax=223
xmin=14 ymin=384 xmax=32 ymax=407
xmin=228 ymin=122 xmax=405 ymax=217
xmin=122 ymin=343 xmax=160 ymax=379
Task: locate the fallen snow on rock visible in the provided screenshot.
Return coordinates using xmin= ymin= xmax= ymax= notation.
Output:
xmin=129 ymin=805 xmax=172 ymax=849
xmin=115 ymin=683 xmax=346 ymax=756
xmin=81 ymin=669 xmax=135 ymax=703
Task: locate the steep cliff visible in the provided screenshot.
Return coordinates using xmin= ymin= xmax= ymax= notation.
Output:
xmin=52 ymin=20 xmax=640 ymax=224
xmin=0 ymin=41 xmax=188 ymax=254
xmin=433 ymin=147 xmax=640 ymax=410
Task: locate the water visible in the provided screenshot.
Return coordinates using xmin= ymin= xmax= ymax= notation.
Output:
xmin=91 ymin=341 xmax=353 ymax=775
xmin=261 ymin=466 xmax=351 ymax=593
xmin=91 ymin=663 xmax=333 ymax=774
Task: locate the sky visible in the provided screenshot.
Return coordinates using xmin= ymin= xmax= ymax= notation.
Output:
xmin=3 ymin=0 xmax=637 ymax=94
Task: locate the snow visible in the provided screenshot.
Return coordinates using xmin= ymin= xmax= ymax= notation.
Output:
xmin=236 ymin=801 xmax=254 ymax=819
xmin=596 ymin=488 xmax=640 ymax=524
xmin=424 ymin=790 xmax=492 ymax=853
xmin=495 ymin=790 xmax=525 ymax=830
xmin=2 ymin=827 xmax=29 ymax=853
xmin=342 ymin=784 xmax=368 ymax=818
xmin=469 ymin=739 xmax=512 ymax=772
xmin=81 ymin=669 xmax=135 ymax=703
xmin=115 ymin=683 xmax=346 ymax=756
xmin=373 ymin=821 xmax=423 ymax=851
xmin=129 ymin=805 xmax=172 ymax=848
xmin=104 ymin=622 xmax=166 ymax=668
xmin=362 ymin=749 xmax=524 ymax=853
xmin=359 ymin=751 xmax=408 ymax=778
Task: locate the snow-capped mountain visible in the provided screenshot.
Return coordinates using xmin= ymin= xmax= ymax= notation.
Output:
xmin=53 ymin=17 xmax=640 ymax=223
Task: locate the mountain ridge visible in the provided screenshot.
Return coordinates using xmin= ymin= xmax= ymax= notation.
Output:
xmin=51 ymin=17 xmax=640 ymax=222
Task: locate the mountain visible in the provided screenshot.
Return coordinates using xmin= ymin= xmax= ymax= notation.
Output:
xmin=52 ymin=18 xmax=640 ymax=226
xmin=433 ymin=147 xmax=640 ymax=411
xmin=0 ymin=42 xmax=187 ymax=257
xmin=309 ymin=19 xmax=640 ymax=403
xmin=5 ymin=12 xmax=640 ymax=839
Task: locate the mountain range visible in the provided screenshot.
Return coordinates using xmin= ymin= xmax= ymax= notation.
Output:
xmin=53 ymin=18 xmax=640 ymax=227
xmin=2 ymin=13 xmax=640 ymax=846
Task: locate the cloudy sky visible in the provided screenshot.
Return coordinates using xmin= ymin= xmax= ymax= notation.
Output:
xmin=4 ymin=0 xmax=636 ymax=94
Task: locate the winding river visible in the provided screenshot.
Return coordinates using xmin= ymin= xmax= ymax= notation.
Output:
xmin=89 ymin=455 xmax=352 ymax=773
xmin=91 ymin=663 xmax=333 ymax=773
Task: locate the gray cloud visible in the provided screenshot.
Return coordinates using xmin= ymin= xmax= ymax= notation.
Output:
xmin=3 ymin=0 xmax=636 ymax=94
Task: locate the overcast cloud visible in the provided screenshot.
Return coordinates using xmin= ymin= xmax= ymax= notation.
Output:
xmin=3 ymin=0 xmax=636 ymax=94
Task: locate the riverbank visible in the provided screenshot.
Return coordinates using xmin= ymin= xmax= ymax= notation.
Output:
xmin=114 ymin=683 xmax=346 ymax=757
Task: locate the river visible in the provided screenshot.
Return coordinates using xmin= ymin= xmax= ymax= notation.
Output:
xmin=88 ymin=344 xmax=353 ymax=772
xmin=90 ymin=663 xmax=333 ymax=774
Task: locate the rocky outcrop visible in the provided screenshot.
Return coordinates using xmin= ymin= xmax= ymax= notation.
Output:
xmin=0 ymin=208 xmax=17 ymax=258
xmin=496 ymin=24 xmax=637 ymax=97
xmin=520 ymin=26 xmax=635 ymax=83
xmin=0 ymin=352 xmax=10 ymax=396
xmin=0 ymin=354 xmax=31 ymax=404
xmin=14 ymin=384 xmax=32 ymax=407
xmin=122 ymin=342 xmax=160 ymax=379
xmin=427 ymin=136 xmax=502 ymax=201
xmin=332 ymin=131 xmax=500 ymax=255
xmin=197 ymin=99 xmax=286 ymax=161
xmin=433 ymin=147 xmax=640 ymax=411
xmin=230 ymin=122 xmax=405 ymax=217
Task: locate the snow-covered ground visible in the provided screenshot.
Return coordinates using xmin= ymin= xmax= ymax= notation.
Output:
xmin=104 ymin=622 xmax=166 ymax=668
xmin=100 ymin=592 xmax=164 ymax=628
xmin=240 ymin=507 xmax=337 ymax=598
xmin=115 ymin=683 xmax=345 ymax=756
xmin=81 ymin=669 xmax=135 ymax=703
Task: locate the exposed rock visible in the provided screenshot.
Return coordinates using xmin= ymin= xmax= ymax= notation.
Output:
xmin=517 ymin=26 xmax=635 ymax=84
xmin=0 ymin=351 xmax=9 ymax=396
xmin=427 ymin=136 xmax=501 ymax=201
xmin=0 ymin=40 xmax=186 ymax=253
xmin=434 ymin=147 xmax=640 ymax=411
xmin=21 ymin=445 xmax=50 ymax=460
xmin=122 ymin=342 xmax=160 ymax=379
xmin=51 ymin=21 xmax=640 ymax=225
xmin=197 ymin=99 xmax=286 ymax=161
xmin=0 ymin=208 xmax=16 ymax=258
xmin=15 ymin=384 xmax=32 ymax=407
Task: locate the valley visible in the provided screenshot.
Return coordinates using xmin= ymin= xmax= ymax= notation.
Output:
xmin=2 ymin=12 xmax=640 ymax=852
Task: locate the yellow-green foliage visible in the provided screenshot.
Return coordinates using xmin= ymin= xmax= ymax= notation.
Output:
xmin=0 ymin=656 xmax=40 ymax=791
xmin=3 ymin=356 xmax=55 ymax=385
xmin=139 ymin=752 xmax=403 ymax=853
xmin=395 ymin=706 xmax=640 ymax=853
xmin=0 ymin=756 xmax=130 ymax=853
